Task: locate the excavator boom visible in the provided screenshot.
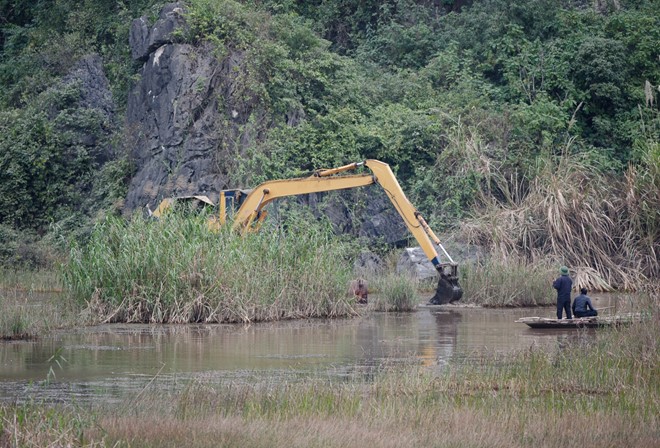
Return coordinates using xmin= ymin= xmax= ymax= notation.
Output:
xmin=233 ymin=160 xmax=463 ymax=304
xmin=149 ymin=160 xmax=463 ymax=304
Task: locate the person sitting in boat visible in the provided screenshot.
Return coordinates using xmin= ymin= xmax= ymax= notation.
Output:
xmin=572 ymin=288 xmax=598 ymax=318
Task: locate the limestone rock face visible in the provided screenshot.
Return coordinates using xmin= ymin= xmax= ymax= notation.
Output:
xmin=301 ymin=186 xmax=409 ymax=248
xmin=125 ymin=3 xmax=259 ymax=211
xmin=122 ymin=3 xmax=453 ymax=259
xmin=60 ymin=54 xmax=116 ymax=161
xmin=129 ymin=3 xmax=187 ymax=62
xmin=398 ymin=247 xmax=438 ymax=281
xmin=396 ymin=236 xmax=483 ymax=280
xmin=63 ymin=54 xmax=115 ymax=119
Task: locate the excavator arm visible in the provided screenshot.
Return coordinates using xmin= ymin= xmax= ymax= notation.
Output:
xmin=232 ymin=160 xmax=463 ymax=304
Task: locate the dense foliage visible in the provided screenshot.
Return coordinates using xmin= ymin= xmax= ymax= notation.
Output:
xmin=1 ymin=0 xmax=658 ymax=286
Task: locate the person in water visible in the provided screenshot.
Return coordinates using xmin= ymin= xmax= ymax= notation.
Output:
xmin=552 ymin=266 xmax=573 ymax=319
xmin=349 ymin=278 xmax=368 ymax=304
xmin=572 ymin=288 xmax=598 ymax=318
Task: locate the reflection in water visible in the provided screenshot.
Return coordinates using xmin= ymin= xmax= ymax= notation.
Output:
xmin=0 ymin=296 xmax=631 ymax=404
xmin=418 ymin=310 xmax=461 ymax=368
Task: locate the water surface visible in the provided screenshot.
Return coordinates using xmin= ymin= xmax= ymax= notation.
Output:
xmin=0 ymin=294 xmax=626 ymax=403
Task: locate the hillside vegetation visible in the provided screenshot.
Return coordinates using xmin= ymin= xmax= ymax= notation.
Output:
xmin=0 ymin=0 xmax=658 ymax=290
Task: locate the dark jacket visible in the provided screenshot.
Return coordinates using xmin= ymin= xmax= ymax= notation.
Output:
xmin=572 ymin=294 xmax=595 ymax=314
xmin=552 ymin=275 xmax=573 ymax=301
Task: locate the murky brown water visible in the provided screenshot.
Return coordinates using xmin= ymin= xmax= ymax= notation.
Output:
xmin=0 ymin=294 xmax=628 ymax=403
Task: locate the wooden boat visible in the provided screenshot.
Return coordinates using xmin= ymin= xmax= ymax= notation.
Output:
xmin=515 ymin=313 xmax=643 ymax=329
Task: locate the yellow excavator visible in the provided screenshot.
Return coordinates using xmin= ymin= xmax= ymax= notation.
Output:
xmin=150 ymin=159 xmax=463 ymax=304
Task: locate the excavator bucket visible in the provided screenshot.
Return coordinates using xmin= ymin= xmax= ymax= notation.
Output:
xmin=428 ymin=267 xmax=463 ymax=305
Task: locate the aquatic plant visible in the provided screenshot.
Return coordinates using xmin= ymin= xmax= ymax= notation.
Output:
xmin=0 ymin=289 xmax=75 ymax=339
xmin=459 ymin=256 xmax=555 ymax=307
xmin=0 ymin=293 xmax=40 ymax=339
xmin=370 ymin=272 xmax=419 ymax=311
xmin=63 ymin=212 xmax=356 ymax=323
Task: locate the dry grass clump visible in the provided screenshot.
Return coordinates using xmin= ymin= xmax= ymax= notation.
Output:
xmin=464 ymin=150 xmax=659 ymax=292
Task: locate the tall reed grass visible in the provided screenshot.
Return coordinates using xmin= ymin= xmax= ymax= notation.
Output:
xmin=460 ymin=256 xmax=555 ymax=306
xmin=369 ymin=272 xmax=419 ymax=311
xmin=441 ymin=118 xmax=658 ymax=292
xmin=63 ymin=212 xmax=356 ymax=323
xmin=463 ymin=150 xmax=659 ymax=292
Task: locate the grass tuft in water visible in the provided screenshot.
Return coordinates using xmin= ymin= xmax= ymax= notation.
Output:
xmin=460 ymin=256 xmax=555 ymax=307
xmin=370 ymin=272 xmax=419 ymax=311
xmin=0 ymin=289 xmax=76 ymax=339
xmin=0 ymin=305 xmax=33 ymax=339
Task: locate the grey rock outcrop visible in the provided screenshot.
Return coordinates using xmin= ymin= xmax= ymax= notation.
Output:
xmin=58 ymin=54 xmax=116 ymax=161
xmin=397 ymin=247 xmax=438 ymax=281
xmin=122 ymin=3 xmax=454 ymax=260
xmin=125 ymin=3 xmax=262 ymax=211
xmin=303 ymin=186 xmax=409 ymax=247
xmin=397 ymin=235 xmax=484 ymax=280
xmin=62 ymin=54 xmax=115 ymax=120
xmin=130 ymin=3 xmax=187 ymax=61
xmin=353 ymin=250 xmax=384 ymax=275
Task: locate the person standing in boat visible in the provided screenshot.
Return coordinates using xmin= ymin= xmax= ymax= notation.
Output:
xmin=552 ymin=266 xmax=573 ymax=319
xmin=572 ymin=288 xmax=598 ymax=318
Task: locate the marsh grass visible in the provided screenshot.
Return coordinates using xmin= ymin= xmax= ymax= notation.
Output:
xmin=64 ymin=213 xmax=356 ymax=323
xmin=0 ymin=289 xmax=74 ymax=339
xmin=0 ymin=269 xmax=61 ymax=292
xmin=369 ymin=272 xmax=419 ymax=311
xmin=0 ymin=403 xmax=103 ymax=447
xmin=0 ymin=291 xmax=78 ymax=340
xmin=460 ymin=256 xmax=555 ymax=306
xmin=462 ymin=150 xmax=659 ymax=292
xmin=0 ymin=305 xmax=34 ymax=339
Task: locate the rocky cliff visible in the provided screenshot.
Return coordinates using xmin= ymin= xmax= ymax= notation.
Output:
xmin=122 ymin=3 xmax=420 ymax=250
xmin=125 ymin=3 xmax=265 ymax=212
